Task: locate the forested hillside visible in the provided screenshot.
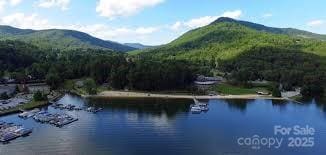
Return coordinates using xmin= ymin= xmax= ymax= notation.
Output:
xmin=137 ymin=17 xmax=326 ymax=97
xmin=1 ymin=17 xmax=325 ymax=98
xmin=0 ymin=40 xmax=199 ymax=91
xmin=0 ymin=25 xmax=135 ymax=52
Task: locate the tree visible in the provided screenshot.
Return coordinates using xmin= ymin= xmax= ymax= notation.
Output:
xmin=269 ymin=83 xmax=282 ymax=97
xmin=84 ymin=79 xmax=97 ymax=95
xmin=0 ymin=92 xmax=9 ymax=100
xmin=45 ymin=72 xmax=61 ymax=89
xmin=33 ymin=91 xmax=45 ymax=101
xmin=301 ymin=84 xmax=324 ymax=97
xmin=109 ymin=65 xmax=128 ymax=89
xmin=0 ymin=70 xmax=3 ymax=78
xmin=10 ymin=71 xmax=27 ymax=83
xmin=28 ymin=63 xmax=46 ymax=79
xmin=272 ymin=86 xmax=282 ymax=97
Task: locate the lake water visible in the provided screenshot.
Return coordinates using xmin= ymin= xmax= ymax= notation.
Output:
xmin=0 ymin=94 xmax=325 ymax=155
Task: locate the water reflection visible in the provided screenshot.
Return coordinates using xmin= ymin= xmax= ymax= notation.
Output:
xmin=224 ymin=99 xmax=254 ymax=112
xmin=0 ymin=94 xmax=326 ymax=155
xmin=88 ymin=97 xmax=192 ymax=119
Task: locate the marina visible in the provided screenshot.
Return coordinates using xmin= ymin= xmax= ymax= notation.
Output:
xmin=32 ymin=111 xmax=78 ymax=128
xmin=18 ymin=108 xmax=40 ymax=119
xmin=51 ymin=103 xmax=102 ymax=113
xmin=15 ymin=94 xmax=104 ymax=128
xmin=19 ymin=108 xmax=79 ymax=128
xmin=51 ymin=103 xmax=83 ymax=111
xmin=0 ymin=121 xmax=32 ymax=143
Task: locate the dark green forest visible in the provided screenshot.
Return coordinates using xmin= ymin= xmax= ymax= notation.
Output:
xmin=1 ymin=17 xmax=326 ymax=98
xmin=0 ymin=40 xmax=200 ymax=91
xmin=135 ymin=18 xmax=326 ymax=98
xmin=220 ymin=46 xmax=325 ymax=97
xmin=0 ymin=25 xmax=135 ymax=52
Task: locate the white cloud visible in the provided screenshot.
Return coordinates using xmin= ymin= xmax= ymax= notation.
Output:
xmin=262 ymin=13 xmax=273 ymax=18
xmin=0 ymin=12 xmax=160 ymax=44
xmin=0 ymin=1 xmax=6 ymax=11
xmin=170 ymin=21 xmax=182 ymax=31
xmin=0 ymin=0 xmax=22 ymax=11
xmin=185 ymin=16 xmax=219 ymax=29
xmin=221 ymin=10 xmax=242 ymax=19
xmin=307 ymin=20 xmax=324 ymax=27
xmin=9 ymin=0 xmax=21 ymax=5
xmin=170 ymin=10 xmax=242 ymax=30
xmin=96 ymin=0 xmax=164 ymax=19
xmin=37 ymin=0 xmax=70 ymax=11
xmin=0 ymin=13 xmax=51 ymax=29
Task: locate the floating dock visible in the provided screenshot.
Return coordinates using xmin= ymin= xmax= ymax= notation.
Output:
xmin=32 ymin=111 xmax=78 ymax=127
xmin=0 ymin=121 xmax=32 ymax=143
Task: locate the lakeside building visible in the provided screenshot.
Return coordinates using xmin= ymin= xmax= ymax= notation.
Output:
xmin=27 ymin=83 xmax=50 ymax=94
xmin=194 ymin=75 xmax=224 ymax=85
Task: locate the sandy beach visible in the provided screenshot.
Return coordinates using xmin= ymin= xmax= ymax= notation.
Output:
xmin=89 ymin=91 xmax=285 ymax=100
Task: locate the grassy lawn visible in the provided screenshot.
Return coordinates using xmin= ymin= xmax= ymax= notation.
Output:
xmin=211 ymin=83 xmax=270 ymax=95
xmin=0 ymin=100 xmax=48 ymax=116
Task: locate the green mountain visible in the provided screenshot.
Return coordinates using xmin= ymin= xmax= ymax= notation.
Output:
xmin=0 ymin=25 xmax=135 ymax=52
xmin=213 ymin=17 xmax=326 ymax=40
xmin=141 ymin=17 xmax=326 ymax=60
xmin=124 ymin=43 xmax=153 ymax=49
xmin=138 ymin=17 xmax=326 ymax=95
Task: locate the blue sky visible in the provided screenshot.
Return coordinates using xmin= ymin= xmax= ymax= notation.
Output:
xmin=0 ymin=0 xmax=325 ymax=45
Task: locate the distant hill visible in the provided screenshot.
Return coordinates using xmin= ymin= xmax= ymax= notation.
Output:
xmin=124 ymin=43 xmax=153 ymax=49
xmin=0 ymin=25 xmax=136 ymax=52
xmin=213 ymin=17 xmax=326 ymax=40
xmin=139 ymin=17 xmax=326 ymax=60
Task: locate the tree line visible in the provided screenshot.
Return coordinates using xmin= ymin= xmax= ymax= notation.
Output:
xmin=1 ymin=40 xmax=200 ymax=91
xmin=220 ymin=46 xmax=325 ymax=97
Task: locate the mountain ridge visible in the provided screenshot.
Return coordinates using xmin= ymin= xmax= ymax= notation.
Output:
xmin=0 ymin=25 xmax=136 ymax=52
xmin=124 ymin=43 xmax=154 ymax=49
xmin=139 ymin=17 xmax=326 ymax=60
xmin=213 ymin=17 xmax=326 ymax=40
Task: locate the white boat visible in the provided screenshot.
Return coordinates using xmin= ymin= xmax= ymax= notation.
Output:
xmin=191 ymin=105 xmax=202 ymax=113
xmin=194 ymin=81 xmax=217 ymax=85
xmin=192 ymin=97 xmax=209 ymax=112
xmin=199 ymin=105 xmax=209 ymax=111
xmin=18 ymin=112 xmax=29 ymax=118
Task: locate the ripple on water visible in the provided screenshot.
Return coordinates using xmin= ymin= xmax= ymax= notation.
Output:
xmin=1 ymin=94 xmax=326 ymax=155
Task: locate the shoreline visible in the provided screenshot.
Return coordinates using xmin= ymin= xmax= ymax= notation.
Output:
xmin=88 ymin=91 xmax=286 ymax=100
xmin=0 ymin=101 xmax=50 ymax=117
xmin=0 ymin=92 xmax=64 ymax=117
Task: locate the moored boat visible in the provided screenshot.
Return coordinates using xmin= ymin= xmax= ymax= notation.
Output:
xmin=191 ymin=105 xmax=202 ymax=113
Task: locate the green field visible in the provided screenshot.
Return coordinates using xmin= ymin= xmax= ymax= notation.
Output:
xmin=211 ymin=83 xmax=270 ymax=95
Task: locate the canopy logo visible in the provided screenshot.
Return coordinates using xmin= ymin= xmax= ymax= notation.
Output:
xmin=237 ymin=135 xmax=283 ymax=150
xmin=237 ymin=125 xmax=315 ymax=150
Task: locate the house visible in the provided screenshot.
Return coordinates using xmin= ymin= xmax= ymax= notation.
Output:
xmin=27 ymin=83 xmax=50 ymax=94
xmin=195 ymin=75 xmax=224 ymax=85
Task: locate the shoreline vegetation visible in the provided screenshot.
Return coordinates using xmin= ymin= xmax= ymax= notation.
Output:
xmin=0 ymin=92 xmax=64 ymax=117
xmin=0 ymin=101 xmax=49 ymax=116
xmin=63 ymin=79 xmax=287 ymax=100
xmin=88 ymin=91 xmax=286 ymax=100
